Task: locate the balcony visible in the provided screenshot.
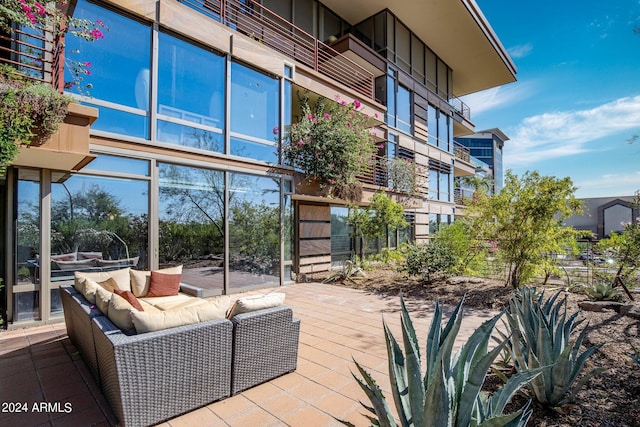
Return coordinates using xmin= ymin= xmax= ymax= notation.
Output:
xmin=358 ymin=154 xmax=428 ymax=197
xmin=1 ymin=26 xmax=96 ymax=172
xmin=177 ymin=0 xmax=375 ymax=100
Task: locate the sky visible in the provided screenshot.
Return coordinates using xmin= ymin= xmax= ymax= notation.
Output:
xmin=462 ymin=0 xmax=640 ymax=198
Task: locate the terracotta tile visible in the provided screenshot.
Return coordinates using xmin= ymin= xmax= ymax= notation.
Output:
xmin=241 ymin=381 xmax=282 ymax=404
xmin=257 ymin=392 xmax=306 ymax=418
xmin=269 ymin=372 xmax=306 ymax=390
xmin=51 ymin=405 xmax=106 ymax=426
xmin=225 ymin=406 xmax=281 ymax=427
xmin=0 ymin=407 xmax=51 ymax=426
xmin=287 ymin=380 xmax=333 ymax=404
xmin=207 ymin=394 xmax=252 ymax=420
xmin=168 ymin=406 xmax=224 ymax=427
xmin=312 ymin=393 xmax=360 ymax=420
xmin=281 ymin=406 xmax=343 ymax=427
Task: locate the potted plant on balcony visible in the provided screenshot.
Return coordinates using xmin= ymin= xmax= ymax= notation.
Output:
xmin=0 ymin=0 xmax=106 ymax=173
xmin=282 ymin=95 xmax=377 ymax=202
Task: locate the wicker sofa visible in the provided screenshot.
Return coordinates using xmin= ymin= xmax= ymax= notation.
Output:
xmin=59 ymin=279 xmax=300 ymax=427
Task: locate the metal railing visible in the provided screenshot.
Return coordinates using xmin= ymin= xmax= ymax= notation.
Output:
xmin=449 ymin=96 xmax=471 ymax=121
xmin=178 ymin=0 xmax=375 ymax=100
xmin=453 ymin=141 xmax=471 ymax=162
xmin=357 ymin=154 xmax=388 ymax=186
xmin=0 ymin=27 xmax=64 ymax=92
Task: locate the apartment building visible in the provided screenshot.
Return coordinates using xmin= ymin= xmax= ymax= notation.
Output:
xmin=454 ymin=128 xmax=509 ymax=194
xmin=0 ymin=0 xmax=516 ymax=325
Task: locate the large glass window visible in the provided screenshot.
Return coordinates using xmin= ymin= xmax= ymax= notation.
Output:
xmin=331 ymin=207 xmax=352 ymax=265
xmin=159 ymin=163 xmax=225 ymax=295
xmin=229 ymin=173 xmax=281 ymax=290
xmin=66 ymin=0 xmax=151 ymax=138
xmin=157 ymin=33 xmax=225 ymax=152
xmin=15 ymin=169 xmax=41 ymax=321
xmin=230 ymin=62 xmax=279 ymax=162
xmin=397 ymin=85 xmax=411 ymax=134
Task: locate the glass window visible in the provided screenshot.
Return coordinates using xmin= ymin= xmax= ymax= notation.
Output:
xmin=396 ymin=21 xmax=410 ymax=73
xmin=385 ymin=75 xmax=395 ymax=127
xmin=229 ymin=173 xmax=281 ymax=290
xmin=85 ymin=154 xmax=150 ymax=176
xmin=438 ymin=111 xmax=450 ymax=151
xmin=16 ymin=170 xmax=40 ymax=287
xmin=397 ymin=85 xmax=411 ymax=134
xmin=159 ymin=163 xmax=224 ymax=296
xmin=429 ymin=213 xmax=438 ymax=234
xmin=66 ymin=0 xmax=151 ymax=138
xmin=320 ymin=6 xmax=341 ymax=43
xmin=437 ymin=59 xmax=448 ymax=99
xmin=50 ymin=174 xmax=150 ymax=282
xmin=294 ymin=0 xmax=314 ymax=35
xmin=426 ymin=49 xmax=436 ymax=92
xmin=428 ymin=105 xmax=438 ymax=147
xmin=439 ymin=171 xmax=450 ymax=202
xmin=411 ymin=35 xmax=425 ymax=84
xmin=157 ymin=33 xmax=225 ymax=152
xmin=230 ymin=62 xmax=279 ymax=162
xmin=429 ymin=169 xmax=438 ymax=200
xmin=331 ymin=207 xmax=352 ymax=265
xmin=263 ymin=0 xmax=291 ymax=21
xmin=374 ymin=13 xmax=386 ymax=53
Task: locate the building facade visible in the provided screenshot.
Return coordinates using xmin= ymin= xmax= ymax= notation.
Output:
xmin=565 ymin=196 xmax=639 ymax=240
xmin=454 ymin=128 xmax=508 ymax=194
xmin=0 ymin=0 xmax=516 ymax=326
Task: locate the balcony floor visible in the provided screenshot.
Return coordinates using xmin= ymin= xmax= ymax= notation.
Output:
xmin=0 ymin=282 xmax=496 ymax=426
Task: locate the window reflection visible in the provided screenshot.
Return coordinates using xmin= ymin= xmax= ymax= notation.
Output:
xmin=229 ymin=173 xmax=281 ymax=289
xmin=157 ymin=33 xmax=225 ymax=152
xmin=50 ymin=175 xmax=149 ymax=281
xmin=159 ymin=164 xmax=225 ymax=295
xmin=230 ymin=62 xmax=279 ymax=162
xmin=65 ymin=0 xmax=151 ymax=138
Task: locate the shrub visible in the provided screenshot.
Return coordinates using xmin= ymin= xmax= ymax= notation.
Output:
xmin=401 ymin=241 xmax=455 ymax=283
xmin=585 ymin=281 xmax=619 ymax=301
xmin=347 ymin=295 xmax=539 ymax=426
xmin=502 ymin=287 xmax=605 ymax=408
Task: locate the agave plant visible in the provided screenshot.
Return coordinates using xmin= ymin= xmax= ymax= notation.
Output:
xmin=348 ymin=296 xmax=540 ymax=427
xmin=585 ymin=281 xmax=618 ymax=301
xmin=503 ymin=287 xmax=605 ymax=409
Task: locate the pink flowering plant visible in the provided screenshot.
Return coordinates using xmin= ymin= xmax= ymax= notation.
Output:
xmin=0 ymin=0 xmax=107 ymax=92
xmin=282 ymin=95 xmax=377 ymax=198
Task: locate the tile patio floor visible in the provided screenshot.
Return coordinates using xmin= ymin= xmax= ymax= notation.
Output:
xmin=0 ymin=282 xmax=497 ymax=427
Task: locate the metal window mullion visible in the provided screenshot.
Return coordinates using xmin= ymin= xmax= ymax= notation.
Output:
xmin=40 ymin=169 xmax=51 ymax=322
xmin=150 ymin=159 xmax=159 ymax=270
xmin=150 ymin=23 xmax=159 ymax=143
xmin=223 ymin=171 xmax=229 ymax=294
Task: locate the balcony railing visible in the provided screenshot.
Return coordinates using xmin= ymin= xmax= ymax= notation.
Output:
xmin=453 ymin=141 xmax=471 ymax=162
xmin=0 ymin=27 xmax=64 ymax=92
xmin=357 ymin=154 xmax=428 ymax=197
xmin=449 ymin=96 xmax=471 ymax=121
xmin=178 ymin=0 xmax=375 ymax=100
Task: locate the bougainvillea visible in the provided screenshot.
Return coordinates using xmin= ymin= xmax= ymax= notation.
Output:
xmin=282 ymin=95 xmax=377 ymax=200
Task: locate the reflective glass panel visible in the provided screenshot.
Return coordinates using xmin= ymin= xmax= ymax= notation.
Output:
xmin=229 ymin=173 xmax=281 ymax=290
xmin=50 ymin=174 xmax=149 ymax=282
xmin=159 ymin=164 xmax=224 ymax=295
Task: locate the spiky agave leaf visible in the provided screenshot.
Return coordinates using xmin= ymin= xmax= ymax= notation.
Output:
xmin=351 ymin=358 xmax=398 ymax=427
xmin=399 ymin=296 xmax=425 ymax=426
xmin=383 ymin=320 xmax=412 ymax=427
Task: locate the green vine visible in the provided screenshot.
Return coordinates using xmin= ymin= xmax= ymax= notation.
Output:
xmin=0 ymin=65 xmax=72 ymax=173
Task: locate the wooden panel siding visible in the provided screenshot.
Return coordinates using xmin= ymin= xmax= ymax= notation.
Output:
xmin=299 ymin=205 xmax=330 ymax=221
xmin=299 ymin=240 xmax=331 ymax=257
xmin=299 ymin=222 xmax=331 ymax=239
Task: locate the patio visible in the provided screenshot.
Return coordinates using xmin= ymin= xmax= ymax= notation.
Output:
xmin=0 ymin=282 xmax=496 ymax=426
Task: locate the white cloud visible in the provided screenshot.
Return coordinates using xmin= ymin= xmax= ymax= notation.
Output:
xmin=507 ymin=43 xmax=533 ymax=59
xmin=505 ymin=95 xmax=640 ymax=167
xmin=461 ymin=82 xmax=532 ymax=115
xmin=574 ymin=171 xmax=640 ymax=198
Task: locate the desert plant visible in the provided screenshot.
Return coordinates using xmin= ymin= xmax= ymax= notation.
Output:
xmin=585 ymin=281 xmax=619 ymax=301
xmin=503 ymin=287 xmax=606 ymax=409
xmin=347 ymin=296 xmax=539 ymax=427
xmin=322 ymin=260 xmax=364 ymax=285
xmin=401 ymin=241 xmax=455 ymax=283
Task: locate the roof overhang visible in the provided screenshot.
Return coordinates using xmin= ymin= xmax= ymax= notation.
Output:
xmin=321 ymin=0 xmax=517 ymax=96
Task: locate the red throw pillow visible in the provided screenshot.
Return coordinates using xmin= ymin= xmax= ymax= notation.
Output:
xmin=113 ymin=289 xmax=144 ymax=311
xmin=146 ymin=271 xmax=181 ymax=297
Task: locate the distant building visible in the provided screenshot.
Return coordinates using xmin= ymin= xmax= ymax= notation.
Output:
xmin=565 ymin=196 xmax=639 ymax=239
xmin=454 ymin=128 xmax=508 ymax=193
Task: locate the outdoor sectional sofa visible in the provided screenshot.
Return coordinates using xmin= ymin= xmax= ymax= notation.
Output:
xmin=59 ymin=267 xmax=300 ymax=427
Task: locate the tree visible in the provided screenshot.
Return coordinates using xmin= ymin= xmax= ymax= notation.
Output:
xmin=468 ymin=171 xmax=583 ymax=288
xmin=347 ymin=192 xmax=407 ymax=261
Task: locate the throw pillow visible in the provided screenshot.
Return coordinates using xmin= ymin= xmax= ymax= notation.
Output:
xmin=227 ymin=293 xmax=285 ymax=319
xmin=75 ymin=267 xmax=131 ymax=293
xmin=131 ymin=296 xmax=230 ymax=333
xmin=130 ymin=265 xmax=183 ymax=297
xmin=146 ymin=271 xmax=181 ymax=297
xmin=114 ymin=289 xmax=144 ymax=312
xmin=107 ymin=293 xmax=137 ymax=333
xmin=98 ymin=277 xmax=118 ymax=292
xmin=95 ymin=285 xmax=112 ymax=315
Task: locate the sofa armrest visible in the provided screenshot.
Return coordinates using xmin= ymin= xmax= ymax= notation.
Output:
xmin=230 ymin=306 xmax=300 ymax=394
xmin=179 ymin=282 xmax=203 ymax=298
xmin=91 ymin=315 xmax=233 ymax=427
